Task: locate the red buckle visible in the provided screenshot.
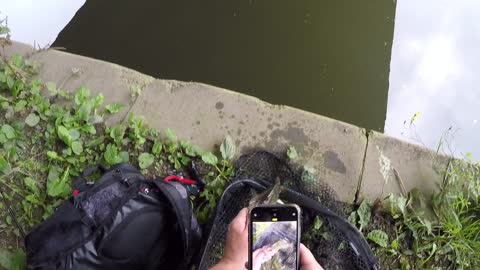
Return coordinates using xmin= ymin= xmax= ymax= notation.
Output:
xmin=164 ymin=175 xmax=195 ymax=185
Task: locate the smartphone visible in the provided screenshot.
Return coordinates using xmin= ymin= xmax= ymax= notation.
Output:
xmin=248 ymin=204 xmax=301 ymax=270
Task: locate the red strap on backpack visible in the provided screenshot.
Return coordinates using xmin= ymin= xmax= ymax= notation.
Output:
xmin=163 ymin=175 xmax=195 ymax=185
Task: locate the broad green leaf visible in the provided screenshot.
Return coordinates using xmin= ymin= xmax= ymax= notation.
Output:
xmin=46 ymin=82 xmax=57 ymax=95
xmin=10 ymin=120 xmax=23 ymax=130
xmin=77 ymin=103 xmax=92 ymax=121
xmin=422 ymin=219 xmax=432 ymax=235
xmin=47 ymin=151 xmax=63 ymax=161
xmin=92 ymin=93 xmax=104 ymax=108
xmin=287 ymin=146 xmax=298 ymax=160
xmin=65 ymin=157 xmax=77 ymax=165
xmin=6 ymin=76 xmax=14 ymax=89
xmin=165 ymin=128 xmax=177 ymax=142
xmin=185 ymin=145 xmax=203 ymax=157
xmin=63 ymin=148 xmax=72 ymax=156
xmin=0 ymin=158 xmax=11 ymax=175
xmin=57 ymin=125 xmax=72 ymax=147
xmin=391 ymin=239 xmax=398 ymax=249
xmin=69 ymin=129 xmax=80 ymax=141
xmin=105 ymin=103 xmax=124 ymax=114
xmin=152 ymin=141 xmax=162 ymax=155
xmin=164 ymin=142 xmax=178 ymax=154
xmin=12 ymin=80 xmax=24 ymax=97
xmin=174 ymin=159 xmax=181 ymax=170
xmin=25 ymin=113 xmax=40 ymax=127
xmin=74 ymin=87 xmax=90 ymax=105
xmin=10 ymin=54 xmax=23 ymax=67
xmin=25 ymin=194 xmax=40 ymax=204
xmin=367 ymin=230 xmax=388 ymax=248
xmin=23 ymin=177 xmax=36 ymax=191
xmin=85 ymin=136 xmax=105 ymax=148
xmin=357 ymin=199 xmax=372 ymax=231
xmin=109 ymin=125 xmax=126 ymax=144
xmin=82 ymin=124 xmax=96 ymax=135
xmin=88 ymin=114 xmax=103 ymax=125
xmin=71 ymin=141 xmax=83 ymax=155
xmin=1 ymin=124 xmax=15 ymax=139
xmin=180 ymin=140 xmax=190 ymax=149
xmin=13 ymin=100 xmax=27 ymax=112
xmin=301 ymin=166 xmax=316 ymax=183
xmin=385 ymin=194 xmax=407 ymax=217
xmin=138 ymin=153 xmax=154 ymax=169
xmin=180 ymin=155 xmax=190 ymax=166
xmin=201 ymin=152 xmax=218 ymax=166
xmin=0 ymin=134 xmax=6 ymax=144
xmin=220 ymin=135 xmax=236 ymax=161
xmin=348 ymin=211 xmax=357 ymax=225
xmin=47 ymin=167 xmax=71 ymax=198
xmin=104 ymin=144 xmax=121 ymax=165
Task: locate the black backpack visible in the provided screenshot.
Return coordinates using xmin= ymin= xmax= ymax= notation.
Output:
xmin=24 ymin=163 xmax=201 ymax=270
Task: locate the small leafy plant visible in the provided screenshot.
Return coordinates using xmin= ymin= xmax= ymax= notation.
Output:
xmin=358 ymin=158 xmax=480 ymax=269
xmin=195 ymin=136 xmax=236 ymax=223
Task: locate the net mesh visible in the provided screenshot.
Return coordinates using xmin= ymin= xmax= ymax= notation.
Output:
xmin=197 ymin=151 xmax=377 ymax=270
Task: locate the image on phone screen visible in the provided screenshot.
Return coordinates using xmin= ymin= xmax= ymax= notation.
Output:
xmin=251 ymin=215 xmax=298 ymax=270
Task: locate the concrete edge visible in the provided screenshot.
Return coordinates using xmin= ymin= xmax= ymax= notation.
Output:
xmin=3 ymin=40 xmax=454 ymax=203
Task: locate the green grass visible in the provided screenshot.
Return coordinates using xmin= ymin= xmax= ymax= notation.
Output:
xmin=0 ymin=23 xmax=234 ymax=269
xmin=351 ymin=158 xmax=480 ymax=269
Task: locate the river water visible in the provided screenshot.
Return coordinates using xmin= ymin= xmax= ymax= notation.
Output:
xmin=1 ymin=0 xmax=478 ymax=160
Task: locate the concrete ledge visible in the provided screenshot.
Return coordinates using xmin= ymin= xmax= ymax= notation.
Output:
xmin=2 ymin=41 xmax=35 ymax=58
xmin=3 ymin=41 xmax=450 ymax=204
xmin=358 ymin=131 xmax=450 ymax=201
xmin=131 ymin=80 xmax=368 ymax=202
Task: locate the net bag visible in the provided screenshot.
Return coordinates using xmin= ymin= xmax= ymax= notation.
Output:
xmin=197 ymin=151 xmax=378 ymax=270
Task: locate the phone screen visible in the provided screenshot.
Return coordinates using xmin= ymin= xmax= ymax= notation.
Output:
xmin=249 ymin=205 xmax=300 ymax=270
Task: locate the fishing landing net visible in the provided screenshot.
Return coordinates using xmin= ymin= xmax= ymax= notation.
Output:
xmin=196 ymin=151 xmax=377 ymax=270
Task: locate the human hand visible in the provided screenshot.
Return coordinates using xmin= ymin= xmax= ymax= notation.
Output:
xmin=210 ymin=208 xmax=248 ymax=270
xmin=210 ymin=209 xmax=324 ymax=270
xmin=299 ymin=244 xmax=324 ymax=270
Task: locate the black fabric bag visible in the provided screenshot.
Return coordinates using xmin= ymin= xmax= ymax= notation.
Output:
xmin=24 ymin=163 xmax=201 ymax=270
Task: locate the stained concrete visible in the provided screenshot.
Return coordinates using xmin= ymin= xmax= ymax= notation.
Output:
xmin=130 ymin=80 xmax=367 ymax=202
xmin=357 ymin=131 xmax=450 ymax=201
xmin=3 ymin=41 xmax=450 ymax=204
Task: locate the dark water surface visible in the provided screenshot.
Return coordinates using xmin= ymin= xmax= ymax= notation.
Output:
xmin=52 ymin=0 xmax=396 ymax=132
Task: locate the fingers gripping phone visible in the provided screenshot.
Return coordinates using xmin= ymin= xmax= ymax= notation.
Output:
xmin=248 ymin=204 xmax=301 ymax=270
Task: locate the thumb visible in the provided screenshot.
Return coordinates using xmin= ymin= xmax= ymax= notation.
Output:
xmin=299 ymin=244 xmax=324 ymax=270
